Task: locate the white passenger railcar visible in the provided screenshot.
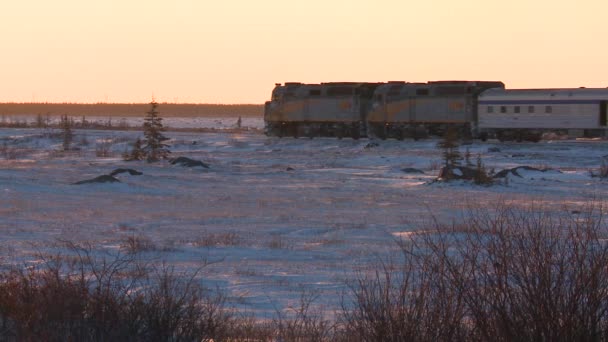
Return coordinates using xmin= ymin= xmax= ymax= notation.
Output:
xmin=478 ymin=88 xmax=608 ymax=141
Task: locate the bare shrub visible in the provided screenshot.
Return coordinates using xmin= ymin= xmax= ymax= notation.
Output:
xmin=123 ymin=138 xmax=145 ymax=161
xmin=341 ymin=251 xmax=468 ymax=341
xmin=78 ymin=134 xmax=90 ymax=146
xmin=274 ymin=291 xmax=336 ymax=342
xmin=223 ymin=316 xmax=275 ymax=341
xmin=428 ymin=160 xmax=440 ymax=171
xmin=0 ymin=141 xmax=18 ymax=160
xmin=192 ymin=231 xmax=242 ymax=247
xmin=268 ymin=234 xmax=289 ymax=249
xmin=121 ymin=234 xmax=157 ymax=254
xmin=0 ymin=243 xmax=231 ymax=341
xmin=133 ymin=264 xmax=231 ymax=341
xmin=228 ymin=138 xmax=248 ymax=148
xmin=95 ymin=138 xmax=114 ymax=157
xmin=342 ymin=203 xmax=608 ymax=341
xmin=428 ymin=204 xmax=608 ymax=341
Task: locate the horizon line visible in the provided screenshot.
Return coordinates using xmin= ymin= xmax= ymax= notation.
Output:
xmin=0 ymin=102 xmax=264 ymax=106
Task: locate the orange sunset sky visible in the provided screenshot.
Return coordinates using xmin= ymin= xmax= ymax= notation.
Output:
xmin=1 ymin=0 xmax=607 ymax=104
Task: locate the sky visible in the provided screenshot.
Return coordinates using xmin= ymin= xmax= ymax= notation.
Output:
xmin=1 ymin=0 xmax=607 ymax=104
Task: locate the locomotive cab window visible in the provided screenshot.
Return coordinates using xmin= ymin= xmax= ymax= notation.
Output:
xmin=528 ymin=106 xmax=535 ymax=113
xmin=545 ymin=106 xmax=553 ymax=114
xmin=500 ymin=106 xmax=507 ymax=113
xmin=487 ymin=106 xmax=494 ymax=113
xmin=514 ymin=106 xmax=520 ymax=114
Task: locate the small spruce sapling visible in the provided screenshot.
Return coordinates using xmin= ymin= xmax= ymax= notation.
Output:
xmin=60 ymin=115 xmax=73 ymax=151
xmin=474 ymin=153 xmax=493 ymax=185
xmin=436 ymin=126 xmax=462 ymax=180
xmin=142 ymin=100 xmax=170 ymax=162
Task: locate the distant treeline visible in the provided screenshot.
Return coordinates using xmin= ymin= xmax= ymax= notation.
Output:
xmin=0 ymin=103 xmax=264 ymax=117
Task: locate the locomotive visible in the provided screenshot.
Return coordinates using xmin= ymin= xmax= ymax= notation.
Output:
xmin=367 ymin=81 xmax=503 ymax=140
xmin=264 ymin=81 xmax=608 ymax=140
xmin=264 ymin=82 xmax=381 ymax=138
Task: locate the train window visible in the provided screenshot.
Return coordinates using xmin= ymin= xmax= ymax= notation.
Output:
xmin=500 ymin=106 xmax=507 ymax=113
xmin=487 ymin=106 xmax=494 ymax=113
xmin=309 ymin=90 xmax=321 ymax=96
xmin=545 ymin=106 xmax=553 ymax=113
xmin=528 ymin=106 xmax=535 ymax=113
xmin=327 ymin=87 xmax=354 ymax=96
xmin=514 ymin=106 xmax=520 ymax=114
xmin=416 ymin=89 xmax=429 ymax=96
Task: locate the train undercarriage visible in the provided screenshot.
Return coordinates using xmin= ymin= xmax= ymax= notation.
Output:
xmin=265 ymin=121 xmax=476 ymax=140
xmin=265 ymin=121 xmax=365 ymax=139
xmin=367 ymin=122 xmax=472 ymax=140
xmin=479 ymin=128 xmax=608 ymax=142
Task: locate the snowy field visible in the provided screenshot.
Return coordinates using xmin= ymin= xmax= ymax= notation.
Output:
xmin=1 ymin=124 xmax=607 ymax=318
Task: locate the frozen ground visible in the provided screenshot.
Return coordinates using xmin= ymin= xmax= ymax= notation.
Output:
xmin=1 ymin=125 xmax=607 ymax=319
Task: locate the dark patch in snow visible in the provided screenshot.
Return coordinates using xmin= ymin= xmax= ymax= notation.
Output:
xmin=437 ymin=166 xmax=479 ymax=180
xmin=487 ymin=147 xmax=501 ymax=153
xmin=286 ymin=167 xmax=294 ymax=171
xmin=73 ymin=175 xmax=120 ymax=185
xmin=364 ymin=142 xmax=379 ymax=149
xmin=109 ymin=168 xmax=143 ymax=177
xmin=401 ymin=168 xmax=424 ymax=174
xmin=493 ymin=166 xmax=561 ymax=179
xmin=170 ymin=157 xmax=210 ymax=168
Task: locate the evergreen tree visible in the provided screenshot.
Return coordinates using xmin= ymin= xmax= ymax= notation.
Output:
xmin=142 ymin=101 xmax=170 ymax=162
xmin=36 ymin=113 xmax=45 ymax=128
xmin=437 ymin=126 xmax=461 ymax=169
xmin=60 ymin=114 xmax=73 ymax=151
xmin=474 ymin=153 xmax=493 ymax=185
xmin=464 ymin=147 xmax=474 ymax=168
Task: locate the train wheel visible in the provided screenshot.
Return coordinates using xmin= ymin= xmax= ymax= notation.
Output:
xmin=278 ymin=125 xmax=284 ymax=138
xmin=336 ymin=125 xmax=344 ymax=140
xmin=292 ymin=124 xmax=299 ymax=139
xmin=379 ymin=124 xmax=388 ymax=140
xmin=396 ymin=129 xmax=404 ymax=141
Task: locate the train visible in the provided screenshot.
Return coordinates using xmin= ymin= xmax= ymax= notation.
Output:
xmin=264 ymin=81 xmax=608 ymax=141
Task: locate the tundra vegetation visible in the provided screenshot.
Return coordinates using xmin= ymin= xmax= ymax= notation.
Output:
xmin=60 ymin=114 xmax=73 ymax=151
xmin=123 ymin=101 xmax=171 ymax=162
xmin=437 ymin=127 xmax=493 ymax=185
xmin=1 ymin=204 xmax=607 ymax=341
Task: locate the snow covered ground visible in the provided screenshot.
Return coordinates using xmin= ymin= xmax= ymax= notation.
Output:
xmin=1 ymin=124 xmax=607 ymax=318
